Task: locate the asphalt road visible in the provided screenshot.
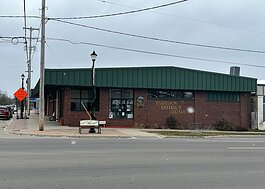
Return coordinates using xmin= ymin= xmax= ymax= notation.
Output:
xmin=1 ymin=137 xmax=265 ymax=189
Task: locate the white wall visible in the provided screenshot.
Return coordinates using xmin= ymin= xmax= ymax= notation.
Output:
xmin=257 ymin=85 xmax=265 ymax=130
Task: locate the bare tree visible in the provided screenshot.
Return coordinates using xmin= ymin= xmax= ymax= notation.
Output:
xmin=0 ymin=90 xmax=12 ymax=105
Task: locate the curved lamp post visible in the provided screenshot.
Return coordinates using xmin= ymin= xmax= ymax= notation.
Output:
xmin=89 ymin=51 xmax=97 ymax=133
xmin=90 ymin=51 xmax=97 ymax=119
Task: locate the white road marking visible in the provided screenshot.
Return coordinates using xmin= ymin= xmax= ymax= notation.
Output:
xmin=228 ymin=147 xmax=265 ymax=150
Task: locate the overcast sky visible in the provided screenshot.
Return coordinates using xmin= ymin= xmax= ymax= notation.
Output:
xmin=1 ymin=0 xmax=265 ymax=96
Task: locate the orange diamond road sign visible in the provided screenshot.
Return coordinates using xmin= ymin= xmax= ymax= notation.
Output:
xmin=14 ymin=88 xmax=28 ymax=101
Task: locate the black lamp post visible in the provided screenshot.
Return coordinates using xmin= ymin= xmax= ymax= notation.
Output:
xmin=20 ymin=74 xmax=25 ymax=119
xmin=16 ymin=98 xmax=19 ymax=119
xmin=90 ymin=51 xmax=97 ymax=119
xmin=89 ymin=51 xmax=97 ymax=133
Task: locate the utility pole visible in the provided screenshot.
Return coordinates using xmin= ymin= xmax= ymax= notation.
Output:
xmin=39 ymin=0 xmax=46 ymax=131
xmin=24 ymin=27 xmax=38 ymax=117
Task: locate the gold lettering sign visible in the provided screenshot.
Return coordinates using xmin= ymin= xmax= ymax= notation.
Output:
xmin=156 ymin=101 xmax=185 ymax=114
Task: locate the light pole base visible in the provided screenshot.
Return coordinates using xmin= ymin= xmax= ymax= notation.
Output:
xmin=89 ymin=128 xmax=96 ymax=133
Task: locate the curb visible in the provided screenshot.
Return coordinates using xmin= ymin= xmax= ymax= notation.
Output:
xmin=8 ymin=133 xmax=139 ymax=139
xmin=7 ymin=130 xmax=156 ymax=139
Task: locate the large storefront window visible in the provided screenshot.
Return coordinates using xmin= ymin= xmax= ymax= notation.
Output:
xmin=70 ymin=89 xmax=99 ymax=111
xmin=148 ymin=89 xmax=194 ymax=100
xmin=109 ymin=89 xmax=134 ymax=119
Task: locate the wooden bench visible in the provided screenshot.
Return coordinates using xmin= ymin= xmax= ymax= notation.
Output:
xmin=79 ymin=120 xmax=101 ymax=134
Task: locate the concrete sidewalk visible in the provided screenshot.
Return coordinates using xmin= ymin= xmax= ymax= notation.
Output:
xmin=6 ymin=113 xmax=159 ymax=138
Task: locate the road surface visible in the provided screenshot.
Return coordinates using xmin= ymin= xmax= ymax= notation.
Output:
xmin=1 ymin=137 xmax=265 ymax=189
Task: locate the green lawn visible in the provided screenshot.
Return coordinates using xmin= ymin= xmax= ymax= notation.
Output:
xmin=147 ymin=130 xmax=265 ymax=137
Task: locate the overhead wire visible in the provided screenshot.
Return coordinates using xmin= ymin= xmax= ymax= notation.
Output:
xmin=0 ymin=15 xmax=40 ymax=19
xmin=0 ymin=36 xmax=28 ymax=45
xmin=48 ymin=0 xmax=188 ymax=20
xmin=31 ymin=23 xmax=42 ymax=61
xmin=1 ymin=0 xmax=264 ymax=35
xmin=2 ymin=33 xmax=265 ymax=69
xmin=2 ymin=14 xmax=265 ymax=54
xmin=0 ymin=36 xmax=38 ymax=40
xmin=0 ymin=0 xmax=264 ymax=36
xmin=1 ymin=0 xmax=264 ymax=53
xmin=97 ymin=0 xmax=265 ymax=35
xmin=1 ymin=1 xmax=265 ymax=69
xmin=0 ymin=36 xmax=11 ymax=42
xmin=46 ymin=42 xmax=62 ymax=68
xmin=46 ymin=37 xmax=265 ymax=69
xmin=51 ymin=19 xmax=265 ymax=54
xmin=23 ymin=0 xmax=29 ymax=62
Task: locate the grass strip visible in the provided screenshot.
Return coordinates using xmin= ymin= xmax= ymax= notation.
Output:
xmin=148 ymin=130 xmax=265 ymax=137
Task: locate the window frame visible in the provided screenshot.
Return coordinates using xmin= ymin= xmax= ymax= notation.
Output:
xmin=70 ymin=88 xmax=99 ymax=112
xmin=148 ymin=89 xmax=194 ymax=100
xmin=109 ymin=89 xmax=134 ymax=119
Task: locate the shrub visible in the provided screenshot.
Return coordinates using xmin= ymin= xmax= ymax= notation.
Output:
xmin=132 ymin=122 xmax=149 ymax=129
xmin=213 ymin=119 xmax=233 ymax=131
xmin=149 ymin=123 xmax=161 ymax=129
xmin=165 ymin=115 xmax=180 ymax=129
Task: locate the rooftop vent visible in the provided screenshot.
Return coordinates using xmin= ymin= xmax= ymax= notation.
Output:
xmin=230 ymin=66 xmax=240 ymax=76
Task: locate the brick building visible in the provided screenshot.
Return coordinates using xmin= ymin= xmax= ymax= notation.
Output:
xmin=33 ymin=66 xmax=257 ymax=130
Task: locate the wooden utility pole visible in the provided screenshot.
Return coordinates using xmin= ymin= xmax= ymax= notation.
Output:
xmin=39 ymin=0 xmax=46 ymax=131
xmin=24 ymin=27 xmax=38 ymax=117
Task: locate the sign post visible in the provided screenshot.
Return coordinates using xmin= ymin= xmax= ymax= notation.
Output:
xmin=14 ymin=88 xmax=28 ymax=119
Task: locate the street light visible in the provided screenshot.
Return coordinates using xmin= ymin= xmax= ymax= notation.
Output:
xmin=20 ymin=74 xmax=25 ymax=119
xmin=90 ymin=51 xmax=97 ymax=118
xmin=89 ymin=51 xmax=97 ymax=133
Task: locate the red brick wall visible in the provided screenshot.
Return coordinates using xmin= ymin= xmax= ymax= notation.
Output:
xmin=194 ymin=92 xmax=207 ymax=126
xmin=240 ymin=93 xmax=251 ymax=130
xmin=134 ymin=89 xmax=149 ymax=126
xmin=146 ymin=99 xmax=195 ymax=128
xmin=62 ymin=88 xmax=106 ymax=126
xmin=194 ymin=91 xmax=242 ymax=129
xmin=59 ymin=88 xmax=252 ymax=129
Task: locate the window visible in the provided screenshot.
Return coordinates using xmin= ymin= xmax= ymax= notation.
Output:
xmin=70 ymin=89 xmax=99 ymax=111
xmin=207 ymin=92 xmax=240 ymax=102
xmin=148 ymin=89 xmax=193 ymax=100
xmin=109 ymin=89 xmax=134 ymax=119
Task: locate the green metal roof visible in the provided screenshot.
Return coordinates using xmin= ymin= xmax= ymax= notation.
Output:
xmin=33 ymin=66 xmax=257 ymax=95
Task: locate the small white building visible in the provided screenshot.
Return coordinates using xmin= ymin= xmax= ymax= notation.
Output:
xmin=256 ymin=80 xmax=265 ymax=130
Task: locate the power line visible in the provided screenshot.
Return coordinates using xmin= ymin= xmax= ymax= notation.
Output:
xmin=31 ymin=23 xmax=42 ymax=62
xmin=0 ymin=15 xmax=40 ymax=19
xmin=1 ymin=13 xmax=264 ymax=35
xmin=46 ymin=37 xmax=265 ymax=69
xmin=0 ymin=36 xmax=26 ymax=45
xmin=46 ymin=42 xmax=62 ymax=68
xmin=0 ymin=36 xmax=38 ymax=40
xmin=0 ymin=36 xmax=11 ymax=42
xmin=98 ymin=0 xmax=265 ymax=35
xmin=51 ymin=19 xmax=265 ymax=54
xmin=48 ymin=0 xmax=188 ymax=20
xmin=23 ymin=0 xmax=29 ymax=62
xmin=1 ymin=12 xmax=265 ymax=35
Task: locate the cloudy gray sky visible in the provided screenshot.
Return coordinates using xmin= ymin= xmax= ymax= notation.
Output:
xmin=1 ymin=0 xmax=265 ymax=96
